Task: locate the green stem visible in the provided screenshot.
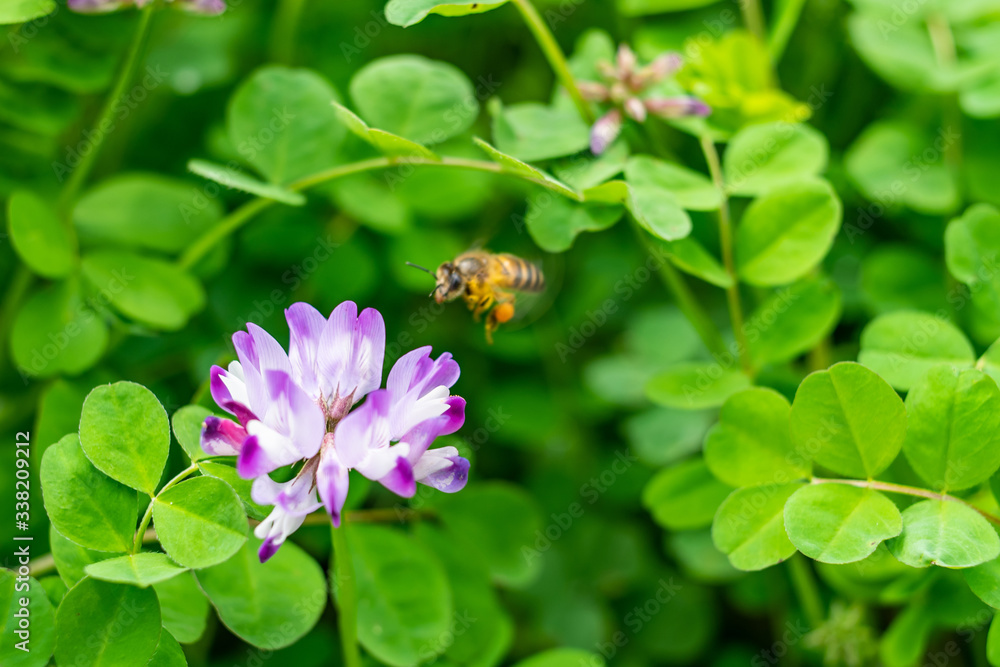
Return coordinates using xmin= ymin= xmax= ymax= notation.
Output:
xmin=178 ymin=155 xmax=575 ymax=270
xmin=510 ymin=0 xmax=593 ymax=123
xmin=699 ymin=134 xmax=753 ymax=376
xmin=660 ymin=262 xmax=728 ymax=358
xmin=741 ymin=0 xmax=767 ymax=43
xmin=131 ymin=463 xmax=199 ymax=553
xmin=811 ymin=477 xmax=1000 ymax=526
xmin=786 ymin=554 xmax=824 ymax=628
xmin=59 ymin=3 xmax=156 ymax=212
xmin=332 ymin=523 xmax=362 ymax=667
xmin=768 ymin=0 xmax=808 ymax=62
xmin=927 ymin=13 xmax=963 ymax=173
xmin=269 ymin=0 xmax=308 ymax=64
xmin=632 ymin=223 xmax=727 ymax=358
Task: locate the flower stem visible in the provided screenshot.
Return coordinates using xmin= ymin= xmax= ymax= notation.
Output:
xmin=178 ymin=155 xmax=577 ymax=270
xmin=786 ymin=554 xmax=824 ymax=628
xmin=768 ymin=0 xmax=808 ymax=62
xmin=510 ymin=0 xmax=593 ymax=123
xmin=631 ymin=222 xmax=728 ymax=358
xmin=741 ymin=0 xmax=767 ymax=43
xmin=332 ymin=523 xmax=362 ymax=667
xmin=811 ymin=477 xmax=1000 ymax=526
xmin=269 ymin=0 xmax=308 ymax=64
xmin=131 ymin=463 xmax=200 ymax=553
xmin=699 ymin=134 xmax=753 ymax=377
xmin=59 ymin=3 xmax=156 ymax=213
xmin=927 ymin=13 xmax=963 ymax=174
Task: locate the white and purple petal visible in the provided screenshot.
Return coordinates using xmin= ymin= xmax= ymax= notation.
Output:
xmin=413 ymin=447 xmax=470 ymax=493
xmin=395 ymin=396 xmax=466 ymax=463
xmin=316 ymin=447 xmax=350 ymax=526
xmin=332 ymin=389 xmax=392 ymax=469
xmin=251 ymin=466 xmax=322 ymax=562
xmin=285 ymin=302 xmax=326 ymax=399
xmin=258 ymin=370 xmax=325 ymax=459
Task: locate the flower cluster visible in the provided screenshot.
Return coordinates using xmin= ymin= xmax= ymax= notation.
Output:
xmin=201 ymin=302 xmax=469 ymax=561
xmin=68 ymin=0 xmax=225 ymax=15
xmin=579 ymin=44 xmax=710 ymax=154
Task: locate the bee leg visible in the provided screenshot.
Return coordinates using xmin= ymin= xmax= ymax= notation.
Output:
xmin=472 ymin=293 xmax=495 ymax=320
xmin=485 ymin=302 xmax=515 ymax=344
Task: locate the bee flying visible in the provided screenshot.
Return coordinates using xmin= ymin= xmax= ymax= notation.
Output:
xmin=408 ymin=250 xmax=545 ymax=344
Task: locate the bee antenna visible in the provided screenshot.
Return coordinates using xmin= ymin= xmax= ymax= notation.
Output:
xmin=405 ymin=261 xmax=431 ymax=274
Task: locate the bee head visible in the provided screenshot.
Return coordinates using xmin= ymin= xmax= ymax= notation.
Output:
xmin=434 ymin=262 xmax=465 ymax=303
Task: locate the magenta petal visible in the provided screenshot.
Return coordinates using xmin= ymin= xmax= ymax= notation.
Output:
xmin=317 ymin=451 xmax=350 ymax=526
xmin=380 ymin=457 xmax=416 ymax=498
xmin=201 ymin=416 xmax=246 ymax=456
xmin=440 ymin=396 xmax=466 ymax=434
xmin=258 ymin=537 xmax=280 ymax=563
xmin=399 ymin=396 xmax=466 ymax=463
xmin=237 ymin=435 xmax=275 ymax=478
xmin=209 ymin=365 xmax=235 ymax=414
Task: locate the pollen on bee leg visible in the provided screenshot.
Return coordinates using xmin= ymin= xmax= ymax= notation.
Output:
xmin=493 ymin=302 xmax=515 ymax=324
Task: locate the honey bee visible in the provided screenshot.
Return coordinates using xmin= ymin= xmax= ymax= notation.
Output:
xmin=408 ymin=250 xmax=546 ymax=343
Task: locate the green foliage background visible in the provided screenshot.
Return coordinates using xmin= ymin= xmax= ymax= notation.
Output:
xmin=4 ymin=0 xmax=1000 ymax=665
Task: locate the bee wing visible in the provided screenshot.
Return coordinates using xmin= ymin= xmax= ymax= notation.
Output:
xmin=497 ymin=251 xmax=564 ymax=331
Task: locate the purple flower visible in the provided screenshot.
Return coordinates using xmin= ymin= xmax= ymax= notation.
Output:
xmin=580 ymin=44 xmax=710 ymax=154
xmin=201 ymin=301 xmax=469 ymax=562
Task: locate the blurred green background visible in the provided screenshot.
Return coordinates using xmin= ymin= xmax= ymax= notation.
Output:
xmin=3 ymin=0 xmax=998 ymax=664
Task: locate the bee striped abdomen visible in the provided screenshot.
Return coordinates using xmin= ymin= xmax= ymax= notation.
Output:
xmin=498 ymin=254 xmax=545 ymax=292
